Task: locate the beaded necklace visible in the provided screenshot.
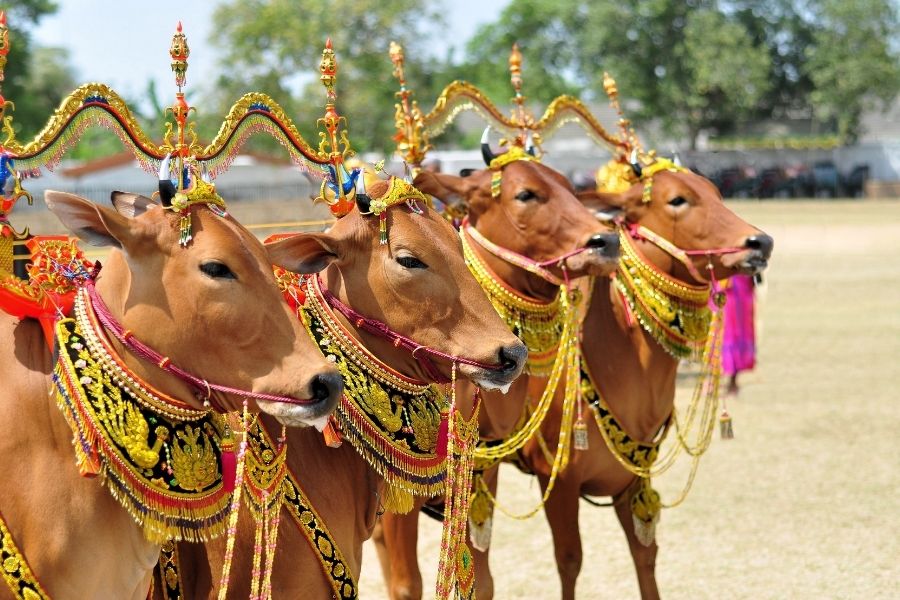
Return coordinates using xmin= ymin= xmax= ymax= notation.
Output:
xmin=53 ymin=287 xmax=236 ymax=544
xmin=614 ymin=227 xmax=712 ymax=360
xmin=460 ymin=228 xmax=563 ymax=376
xmin=579 ymin=225 xmax=728 ymax=545
xmin=303 ymin=274 xmax=450 ymax=499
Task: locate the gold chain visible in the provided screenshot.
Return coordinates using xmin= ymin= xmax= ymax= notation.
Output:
xmin=615 ymin=230 xmax=712 ymax=360
xmin=461 ymin=231 xmax=563 ymax=376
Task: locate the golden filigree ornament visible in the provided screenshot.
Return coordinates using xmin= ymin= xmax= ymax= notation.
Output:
xmin=170 ymin=21 xmax=189 ymax=89
xmin=295 ymin=274 xmax=450 ymax=499
xmin=355 ymin=170 xmax=431 ymax=244
xmin=159 ymin=155 xmax=228 ymax=247
xmin=389 ymin=41 xmax=432 ymax=169
xmin=0 ymin=11 xmax=8 ymax=82
xmin=315 ymin=39 xmax=358 ymax=218
xmin=53 ymin=288 xmax=235 ymax=544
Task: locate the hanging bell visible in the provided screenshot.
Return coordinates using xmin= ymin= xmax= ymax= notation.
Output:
xmin=719 ymin=410 xmax=734 ymax=440
xmin=573 ymin=418 xmax=589 ymax=451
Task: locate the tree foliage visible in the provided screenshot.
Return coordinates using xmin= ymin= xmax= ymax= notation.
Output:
xmin=805 ymin=0 xmax=900 ymax=142
xmin=206 ymin=0 xmax=444 ymax=154
xmin=1 ymin=0 xmax=78 ymax=139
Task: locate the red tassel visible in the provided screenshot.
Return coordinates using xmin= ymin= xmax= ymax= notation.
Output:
xmin=436 ymin=410 xmax=450 ymax=458
xmin=221 ymin=447 xmax=237 ymax=492
xmin=323 ymin=416 xmax=343 ymax=448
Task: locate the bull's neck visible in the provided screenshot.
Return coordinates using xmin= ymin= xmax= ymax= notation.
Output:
xmin=582 ymin=276 xmax=678 ymax=440
xmin=320 ymin=267 xmax=435 ymax=384
xmin=468 ymin=235 xmax=561 ymax=302
xmin=273 ymin=412 xmax=378 ymax=582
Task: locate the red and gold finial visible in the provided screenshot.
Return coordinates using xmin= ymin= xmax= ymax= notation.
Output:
xmin=315 ymin=38 xmax=355 ymax=217
xmin=390 ymin=41 xmax=431 ymax=169
xmin=602 ymin=71 xmax=641 ymax=157
xmin=507 ymin=43 xmax=537 ymax=151
xmin=170 ymin=20 xmax=189 ymax=90
xmin=0 ymin=11 xmax=10 ymax=84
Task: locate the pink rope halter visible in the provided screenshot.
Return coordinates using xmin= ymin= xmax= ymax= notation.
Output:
xmin=85 ymin=278 xmax=319 ymax=408
xmin=461 ymin=218 xmax=589 ymax=286
xmin=315 ymin=275 xmax=505 ymax=385
xmin=624 ymin=221 xmax=745 ymax=285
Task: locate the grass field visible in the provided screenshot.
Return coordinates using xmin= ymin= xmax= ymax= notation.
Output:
xmin=357 ymin=200 xmax=900 ymax=599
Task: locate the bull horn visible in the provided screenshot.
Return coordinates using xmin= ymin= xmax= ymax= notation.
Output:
xmin=673 ymin=152 xmax=682 ymax=168
xmin=525 ymin=132 xmax=537 ymax=157
xmin=629 ymin=148 xmax=643 ymax=179
xmin=481 ymin=127 xmax=499 ymax=166
xmin=355 ymin=172 xmax=372 ymax=214
xmin=158 ymin=154 xmax=176 ymax=207
xmin=200 ymin=163 xmax=212 ymax=184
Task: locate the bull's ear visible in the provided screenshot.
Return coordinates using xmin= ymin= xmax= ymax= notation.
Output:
xmin=576 ymin=190 xmax=625 ymax=222
xmin=414 ymin=171 xmax=481 ymax=203
xmin=110 ymin=191 xmax=159 ymax=218
xmin=45 ymin=190 xmax=136 ymax=248
xmin=266 ymin=232 xmax=338 ymax=274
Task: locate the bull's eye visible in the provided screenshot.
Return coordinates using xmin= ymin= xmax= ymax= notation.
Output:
xmin=396 ymin=255 xmax=428 ymax=270
xmin=668 ymin=196 xmax=688 ymax=207
xmin=200 ymin=261 xmax=237 ymax=280
xmin=515 ymin=189 xmax=537 ymax=202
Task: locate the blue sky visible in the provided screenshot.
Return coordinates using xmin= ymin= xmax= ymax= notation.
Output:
xmin=31 ymin=0 xmax=508 ymax=102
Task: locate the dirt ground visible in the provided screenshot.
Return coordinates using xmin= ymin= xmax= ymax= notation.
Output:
xmin=12 ymin=196 xmax=898 ymax=598
xmin=356 ymin=200 xmax=900 ymax=599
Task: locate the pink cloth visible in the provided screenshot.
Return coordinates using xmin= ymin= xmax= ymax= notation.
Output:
xmin=721 ymin=274 xmax=756 ymax=376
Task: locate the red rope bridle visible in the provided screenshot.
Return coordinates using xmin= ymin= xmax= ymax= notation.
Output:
xmin=315 ymin=275 xmax=505 ymax=385
xmin=623 ymin=221 xmax=745 ymax=286
xmin=461 ymin=217 xmax=590 ymax=286
xmin=85 ymin=278 xmax=319 ymax=408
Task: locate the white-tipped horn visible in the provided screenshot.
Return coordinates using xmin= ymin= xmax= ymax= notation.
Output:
xmin=158 ymin=153 xmax=171 ymax=181
xmin=673 ymin=152 xmax=682 ymax=168
xmin=201 ymin=163 xmax=212 ymax=184
xmin=481 ymin=127 xmax=499 ymax=165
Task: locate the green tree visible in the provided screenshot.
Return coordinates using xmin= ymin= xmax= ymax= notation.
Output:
xmin=0 ymin=0 xmax=77 ymax=140
xmin=463 ymin=0 xmax=772 ymax=149
xmin=207 ymin=0 xmax=443 ymax=155
xmin=805 ymin=0 xmax=900 ymax=142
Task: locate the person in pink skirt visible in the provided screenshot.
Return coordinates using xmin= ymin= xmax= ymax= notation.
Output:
xmin=722 ymin=274 xmax=757 ymax=395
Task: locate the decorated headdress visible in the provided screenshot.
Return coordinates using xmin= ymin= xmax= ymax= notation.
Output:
xmin=389 ymin=41 xmax=432 ymax=171
xmin=393 ymin=43 xmax=543 ymax=201
xmin=0 ymin=11 xmax=35 ymax=282
xmin=592 ymin=72 xmax=685 ymax=200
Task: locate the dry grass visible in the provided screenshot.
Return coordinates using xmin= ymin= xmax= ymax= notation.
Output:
xmin=13 ymin=196 xmax=898 ymax=598
xmin=358 ymin=200 xmax=900 ymax=599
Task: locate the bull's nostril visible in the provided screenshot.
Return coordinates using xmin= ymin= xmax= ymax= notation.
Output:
xmin=585 ymin=232 xmax=620 ymax=256
xmin=586 ymin=234 xmax=608 ymax=248
xmin=745 ymin=234 xmax=774 ymax=257
xmin=310 ymin=373 xmax=342 ymax=403
xmin=498 ymin=344 xmax=527 ymax=372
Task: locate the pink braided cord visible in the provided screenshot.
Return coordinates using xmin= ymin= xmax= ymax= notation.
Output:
xmin=316 ymin=275 xmax=504 ymax=384
xmin=85 ymin=282 xmax=318 ymax=406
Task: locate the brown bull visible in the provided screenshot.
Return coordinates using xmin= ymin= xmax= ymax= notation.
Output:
xmin=0 ymin=189 xmax=340 ymax=600
xmin=374 ymin=140 xmax=622 ymax=600
xmin=168 ymin=175 xmax=528 ymax=597
xmin=513 ymin=166 xmax=774 ymax=599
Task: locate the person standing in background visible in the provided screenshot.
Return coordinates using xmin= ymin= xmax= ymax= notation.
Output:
xmin=722 ymin=273 xmax=758 ymax=396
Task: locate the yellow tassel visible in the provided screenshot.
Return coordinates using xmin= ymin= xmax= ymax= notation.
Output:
xmin=382 ymin=483 xmax=414 ymax=514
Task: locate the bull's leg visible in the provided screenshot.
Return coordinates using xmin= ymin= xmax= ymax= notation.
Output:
xmin=470 ymin=466 xmax=500 ymax=599
xmin=371 ymin=521 xmax=393 ymax=591
xmin=613 ymin=480 xmax=661 ymax=600
xmin=540 ymin=474 xmax=583 ymax=600
xmin=378 ymin=504 xmax=426 ymax=600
